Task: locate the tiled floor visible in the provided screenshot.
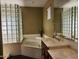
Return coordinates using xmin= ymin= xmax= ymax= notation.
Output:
xmin=0 ymin=57 xmax=3 ymax=59
xmin=7 ymin=55 xmax=35 ymax=59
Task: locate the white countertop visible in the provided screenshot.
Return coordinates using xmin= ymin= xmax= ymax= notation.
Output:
xmin=42 ymin=37 xmax=77 ymax=59
xmin=42 ymin=38 xmax=70 ymax=49
xmin=48 ymin=47 xmax=77 ymax=59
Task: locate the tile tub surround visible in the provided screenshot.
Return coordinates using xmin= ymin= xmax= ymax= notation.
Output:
xmin=3 ymin=43 xmax=21 ymax=59
xmin=21 ymin=44 xmax=41 ymax=59
xmin=21 ymin=34 xmax=42 ymax=59
xmin=48 ymin=47 xmax=77 ymax=59
xmin=3 ymin=34 xmax=42 ymax=59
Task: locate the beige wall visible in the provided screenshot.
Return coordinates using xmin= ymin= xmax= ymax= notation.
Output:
xmin=21 ymin=7 xmax=43 ymax=34
xmin=43 ymin=0 xmax=54 ymax=37
xmin=3 ymin=43 xmax=21 ymax=59
xmin=54 ymin=8 xmax=63 ymax=33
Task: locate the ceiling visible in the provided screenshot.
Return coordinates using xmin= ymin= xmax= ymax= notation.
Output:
xmin=22 ymin=0 xmax=47 ymax=7
xmin=1 ymin=0 xmax=78 ymax=7
xmin=54 ymin=0 xmax=78 ymax=8
xmin=1 ymin=0 xmax=47 ymax=7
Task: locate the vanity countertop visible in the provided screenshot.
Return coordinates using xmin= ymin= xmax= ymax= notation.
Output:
xmin=48 ymin=47 xmax=77 ymax=59
xmin=42 ymin=38 xmax=70 ymax=49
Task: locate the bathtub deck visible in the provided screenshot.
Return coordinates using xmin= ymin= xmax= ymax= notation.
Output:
xmin=21 ymin=37 xmax=42 ymax=59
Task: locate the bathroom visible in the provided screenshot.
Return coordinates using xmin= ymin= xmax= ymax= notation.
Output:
xmin=0 ymin=0 xmax=78 ymax=59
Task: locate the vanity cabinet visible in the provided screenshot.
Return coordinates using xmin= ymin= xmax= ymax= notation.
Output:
xmin=42 ymin=41 xmax=52 ymax=59
xmin=47 ymin=52 xmax=52 ymax=59
xmin=42 ymin=39 xmax=77 ymax=59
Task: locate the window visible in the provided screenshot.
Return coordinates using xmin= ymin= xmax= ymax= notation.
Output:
xmin=47 ymin=6 xmax=51 ymax=20
xmin=62 ymin=6 xmax=78 ymax=41
xmin=1 ymin=4 xmax=23 ymax=44
xmin=62 ymin=8 xmax=72 ymax=38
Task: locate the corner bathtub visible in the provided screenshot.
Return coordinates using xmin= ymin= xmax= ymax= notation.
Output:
xmin=21 ymin=34 xmax=42 ymax=59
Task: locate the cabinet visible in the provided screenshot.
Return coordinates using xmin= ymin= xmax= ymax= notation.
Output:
xmin=42 ymin=41 xmax=52 ymax=59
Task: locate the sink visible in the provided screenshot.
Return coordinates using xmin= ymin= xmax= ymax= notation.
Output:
xmin=42 ymin=38 xmax=70 ymax=49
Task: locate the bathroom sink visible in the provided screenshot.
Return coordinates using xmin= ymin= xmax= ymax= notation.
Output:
xmin=42 ymin=38 xmax=69 ymax=49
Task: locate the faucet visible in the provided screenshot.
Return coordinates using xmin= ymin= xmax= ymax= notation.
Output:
xmin=53 ymin=35 xmax=63 ymax=41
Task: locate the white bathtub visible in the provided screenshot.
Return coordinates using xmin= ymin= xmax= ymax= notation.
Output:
xmin=21 ymin=34 xmax=42 ymax=59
